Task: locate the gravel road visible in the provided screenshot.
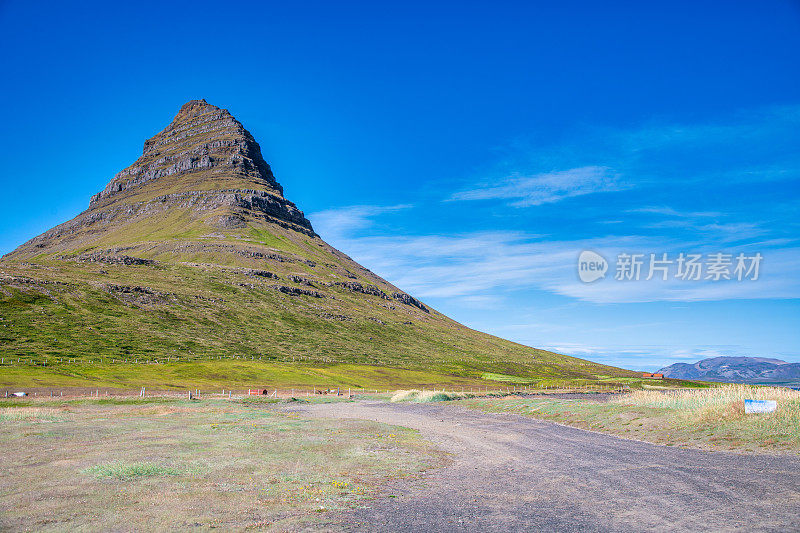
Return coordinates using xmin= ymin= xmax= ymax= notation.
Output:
xmin=298 ymin=401 xmax=800 ymax=532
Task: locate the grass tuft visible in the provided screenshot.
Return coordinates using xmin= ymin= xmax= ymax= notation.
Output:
xmin=391 ymin=389 xmax=473 ymax=402
xmin=82 ymin=461 xmax=181 ymax=480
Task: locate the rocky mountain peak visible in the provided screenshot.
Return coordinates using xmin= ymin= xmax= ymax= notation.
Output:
xmin=91 ymin=100 xmax=287 ymax=206
xmin=6 ymin=100 xmax=315 ymax=257
xmin=174 ymin=98 xmax=217 ymax=120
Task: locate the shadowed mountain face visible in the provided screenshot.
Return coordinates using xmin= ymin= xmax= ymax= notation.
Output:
xmin=0 ymin=100 xmax=638 ymax=385
xmin=659 ymin=356 xmax=800 ymax=385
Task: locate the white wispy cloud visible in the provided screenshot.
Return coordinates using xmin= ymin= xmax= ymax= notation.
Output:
xmin=309 ymin=204 xmax=412 ymax=240
xmin=643 ymin=220 xmax=769 ymax=242
xmin=449 ymin=166 xmax=624 ymax=207
xmin=461 ymin=104 xmax=800 ymax=204
xmin=309 ymin=106 xmax=800 ymax=307
xmin=316 ymin=211 xmax=800 ymax=304
xmin=629 ymin=206 xmax=722 ymax=218
xmin=617 ymin=104 xmax=800 ymax=155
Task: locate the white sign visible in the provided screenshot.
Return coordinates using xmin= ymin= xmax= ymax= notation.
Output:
xmin=744 ymin=399 xmax=776 ymax=414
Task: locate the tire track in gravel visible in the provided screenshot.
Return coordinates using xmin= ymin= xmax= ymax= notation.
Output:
xmin=297 ymin=401 xmax=800 ymax=532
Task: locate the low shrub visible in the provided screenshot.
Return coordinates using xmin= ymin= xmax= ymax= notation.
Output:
xmin=391 ymin=389 xmax=473 ymax=403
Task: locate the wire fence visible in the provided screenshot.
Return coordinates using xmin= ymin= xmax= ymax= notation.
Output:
xmin=2 ymin=383 xmax=631 ymax=400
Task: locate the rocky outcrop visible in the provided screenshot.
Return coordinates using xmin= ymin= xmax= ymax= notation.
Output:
xmin=242 ymin=269 xmax=279 ymax=279
xmin=104 ymin=284 xmax=174 ymax=306
xmin=329 ymin=281 xmax=429 ymax=312
xmin=319 ymin=312 xmax=351 ymax=321
xmin=391 ymin=292 xmax=429 ymax=313
xmin=0 ymin=275 xmax=71 ymax=287
xmin=169 ymin=243 xmax=315 ymax=265
xmin=275 ymin=285 xmax=324 ymax=298
xmin=105 ymin=284 xmax=154 ymax=295
xmin=332 ymin=281 xmax=389 ymax=299
xmin=63 ymin=252 xmax=155 ymax=266
xmin=289 ymin=275 xmax=315 ymax=286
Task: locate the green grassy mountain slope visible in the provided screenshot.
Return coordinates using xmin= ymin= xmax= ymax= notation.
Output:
xmin=0 ymin=100 xmax=639 ymax=388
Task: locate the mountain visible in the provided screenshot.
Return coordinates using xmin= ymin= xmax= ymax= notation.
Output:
xmin=658 ymin=356 xmax=800 ymax=385
xmin=0 ymin=100 xmax=638 ymax=388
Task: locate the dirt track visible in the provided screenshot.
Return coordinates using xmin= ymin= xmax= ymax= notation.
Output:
xmin=298 ymin=401 xmax=800 ymax=532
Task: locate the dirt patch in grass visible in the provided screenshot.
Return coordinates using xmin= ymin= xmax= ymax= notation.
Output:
xmin=0 ymin=398 xmax=444 ymax=531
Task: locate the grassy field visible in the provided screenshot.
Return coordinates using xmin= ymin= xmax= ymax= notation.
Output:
xmin=0 ymin=357 xmax=698 ymax=392
xmin=0 ymin=397 xmax=445 ymax=531
xmin=458 ymin=384 xmax=800 ymax=454
xmin=0 ymin=359 xmax=505 ymax=390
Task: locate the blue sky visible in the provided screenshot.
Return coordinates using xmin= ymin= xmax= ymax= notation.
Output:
xmin=1 ymin=1 xmax=798 ymax=369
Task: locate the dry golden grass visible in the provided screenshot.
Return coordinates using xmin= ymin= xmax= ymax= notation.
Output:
xmin=391 ymin=389 xmax=473 ymax=402
xmin=618 ymin=383 xmax=800 ymax=408
xmin=614 ymin=384 xmax=800 ymax=444
xmin=0 ymin=406 xmax=69 ymax=422
xmin=616 ymin=384 xmax=800 ymax=422
xmin=459 ymin=384 xmax=800 ymax=453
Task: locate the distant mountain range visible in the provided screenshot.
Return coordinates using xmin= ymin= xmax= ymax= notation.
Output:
xmin=658 ymin=356 xmax=800 ymax=385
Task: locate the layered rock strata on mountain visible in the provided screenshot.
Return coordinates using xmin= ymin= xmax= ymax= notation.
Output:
xmin=15 ymin=100 xmax=315 ymax=253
